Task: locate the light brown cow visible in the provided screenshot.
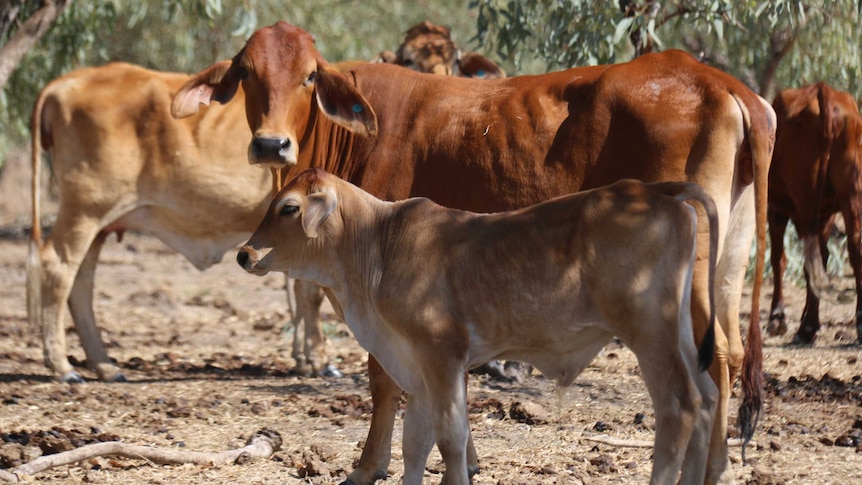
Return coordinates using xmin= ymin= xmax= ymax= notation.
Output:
xmin=238 ymin=168 xmax=720 ymax=485
xmin=26 ymin=62 xmax=336 ymax=383
xmin=172 ymin=21 xmax=775 ymax=484
xmin=767 ymin=82 xmax=862 ymax=343
xmin=374 ymin=20 xmax=506 ymax=79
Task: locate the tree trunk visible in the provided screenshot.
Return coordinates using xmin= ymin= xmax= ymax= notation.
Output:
xmin=0 ymin=0 xmax=71 ymax=92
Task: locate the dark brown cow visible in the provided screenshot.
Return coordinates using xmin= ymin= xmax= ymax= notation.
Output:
xmin=374 ymin=20 xmax=505 ymax=78
xmin=767 ymin=82 xmax=862 ymax=343
xmin=172 ymin=21 xmax=775 ymax=485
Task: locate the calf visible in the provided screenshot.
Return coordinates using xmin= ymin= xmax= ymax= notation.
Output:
xmin=238 ymin=168 xmax=719 ymax=485
xmin=767 ymin=82 xmax=862 ymax=343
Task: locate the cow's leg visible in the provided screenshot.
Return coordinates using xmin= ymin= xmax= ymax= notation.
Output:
xmin=842 ymin=201 xmax=862 ymax=341
xmin=795 ymin=220 xmax=832 ymax=344
xmin=401 ymin=391 xmax=436 ymax=485
xmin=292 ymin=279 xmax=325 ymax=375
xmin=622 ymin=254 xmax=716 ymax=483
xmin=36 ymin=217 xmax=103 ymax=383
xmin=767 ymin=206 xmax=790 ymax=336
xmin=344 ymin=356 xmax=398 ymax=485
xmin=708 ymin=187 xmax=757 ymax=485
xmin=67 ymin=233 xmax=124 ymax=382
xmin=636 ymin=343 xmax=712 ymax=485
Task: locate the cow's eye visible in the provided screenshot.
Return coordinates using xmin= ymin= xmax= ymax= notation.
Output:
xmin=280 ymin=205 xmax=299 ymax=217
xmin=304 ymin=71 xmax=316 ymax=86
xmin=402 ymin=59 xmax=414 ymax=67
xmin=237 ymin=67 xmax=249 ymax=80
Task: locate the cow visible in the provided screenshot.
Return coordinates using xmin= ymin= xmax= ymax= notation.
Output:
xmin=766 ymin=82 xmax=862 ymax=344
xmin=25 ymin=62 xmax=339 ymax=384
xmin=237 ymin=168 xmax=720 ymax=485
xmin=374 ymin=20 xmax=506 ymax=78
xmin=171 ymin=21 xmax=775 ymax=485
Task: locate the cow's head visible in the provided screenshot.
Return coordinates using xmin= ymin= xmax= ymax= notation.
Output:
xmin=172 ymin=22 xmax=377 ymax=168
xmin=237 ymin=168 xmax=340 ymax=279
xmin=394 ymin=21 xmax=459 ymax=76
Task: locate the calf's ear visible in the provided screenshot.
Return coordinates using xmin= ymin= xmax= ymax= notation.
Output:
xmin=314 ymin=66 xmax=378 ymax=138
xmin=302 ymin=188 xmax=337 ymax=238
xmin=172 ymin=61 xmax=239 ymax=119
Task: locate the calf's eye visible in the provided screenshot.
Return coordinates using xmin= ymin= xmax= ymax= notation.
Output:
xmin=280 ymin=205 xmax=300 ymax=217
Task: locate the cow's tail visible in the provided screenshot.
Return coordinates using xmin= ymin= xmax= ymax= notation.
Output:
xmin=665 ymin=182 xmax=718 ymax=372
xmin=27 ymin=85 xmax=49 ymax=332
xmin=733 ymin=91 xmax=772 ymax=460
xmin=802 ymin=83 xmax=837 ymax=298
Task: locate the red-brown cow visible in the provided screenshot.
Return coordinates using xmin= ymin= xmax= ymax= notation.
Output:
xmin=172 ymin=21 xmax=775 ymax=485
xmin=767 ymin=82 xmax=862 ymax=343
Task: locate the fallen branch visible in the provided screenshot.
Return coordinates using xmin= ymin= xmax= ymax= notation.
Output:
xmin=0 ymin=429 xmax=281 ymax=483
xmin=581 ymin=434 xmax=653 ymax=448
xmin=580 ymin=434 xmax=755 ymax=449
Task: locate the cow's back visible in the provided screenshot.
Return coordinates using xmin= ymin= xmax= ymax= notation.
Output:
xmin=35 ymin=62 xmax=271 ymax=264
xmin=345 ymin=51 xmax=753 ymax=214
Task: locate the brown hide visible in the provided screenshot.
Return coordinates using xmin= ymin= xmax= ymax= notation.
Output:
xmin=173 ymin=21 xmax=776 ymax=485
xmin=767 ymin=82 xmax=862 ymax=344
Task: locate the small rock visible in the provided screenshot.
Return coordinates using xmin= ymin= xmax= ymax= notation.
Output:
xmin=770 ymin=440 xmax=782 ymax=451
xmin=509 ymin=401 xmax=549 ymax=425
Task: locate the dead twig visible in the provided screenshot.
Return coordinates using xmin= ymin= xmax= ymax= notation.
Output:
xmin=0 ymin=429 xmax=282 ymax=483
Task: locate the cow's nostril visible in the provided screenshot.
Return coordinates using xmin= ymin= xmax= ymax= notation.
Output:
xmin=236 ymin=249 xmax=250 ymax=268
xmin=252 ymin=137 xmax=290 ymax=159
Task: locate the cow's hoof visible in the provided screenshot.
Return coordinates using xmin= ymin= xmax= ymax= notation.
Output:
xmin=340 ymin=468 xmax=387 ymax=485
xmin=320 ymin=364 xmax=343 ymax=379
xmin=765 ymin=317 xmax=787 ymax=336
xmin=107 ymin=373 xmax=128 ymax=383
xmin=791 ymin=332 xmax=816 ymax=345
xmin=60 ymin=371 xmax=85 ymax=384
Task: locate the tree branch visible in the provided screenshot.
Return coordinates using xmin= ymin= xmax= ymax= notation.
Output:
xmin=0 ymin=429 xmax=282 ymax=483
xmin=0 ymin=0 xmax=71 ymax=92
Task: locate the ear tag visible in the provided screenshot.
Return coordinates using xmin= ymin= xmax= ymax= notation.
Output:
xmin=352 ymin=103 xmax=364 ymax=113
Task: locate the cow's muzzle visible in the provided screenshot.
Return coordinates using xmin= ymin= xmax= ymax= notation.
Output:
xmin=237 ymin=246 xmax=268 ymax=275
xmin=249 ymin=136 xmax=297 ymax=167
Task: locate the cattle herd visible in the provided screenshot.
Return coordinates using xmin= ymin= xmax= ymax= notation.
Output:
xmin=14 ymin=18 xmax=862 ymax=485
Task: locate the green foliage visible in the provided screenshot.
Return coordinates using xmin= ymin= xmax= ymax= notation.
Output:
xmin=0 ymin=0 xmax=478 ymax=149
xmin=472 ymin=1 xmax=862 ymax=102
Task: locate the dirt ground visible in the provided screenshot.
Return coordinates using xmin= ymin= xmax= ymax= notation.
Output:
xmin=1 ymin=151 xmax=861 ymax=484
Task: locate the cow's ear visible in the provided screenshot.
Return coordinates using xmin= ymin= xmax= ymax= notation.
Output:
xmin=302 ymin=188 xmax=337 ymax=238
xmin=373 ymin=50 xmax=397 ymax=64
xmin=314 ymin=66 xmax=378 ymax=138
xmin=171 ymin=61 xmax=239 ymax=119
xmin=457 ymin=52 xmax=506 ymax=79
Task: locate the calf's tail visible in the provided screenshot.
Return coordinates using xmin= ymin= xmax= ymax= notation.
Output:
xmin=663 ymin=182 xmax=719 ymax=373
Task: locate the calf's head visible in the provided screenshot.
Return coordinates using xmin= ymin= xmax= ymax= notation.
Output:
xmin=237 ymin=169 xmax=339 ymax=278
xmin=172 ymin=21 xmax=377 ymax=168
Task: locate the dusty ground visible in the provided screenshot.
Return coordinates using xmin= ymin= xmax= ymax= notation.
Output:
xmin=1 ymin=151 xmax=861 ymax=484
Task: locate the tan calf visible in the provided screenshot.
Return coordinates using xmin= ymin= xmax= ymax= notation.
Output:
xmin=238 ymin=168 xmax=719 ymax=485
